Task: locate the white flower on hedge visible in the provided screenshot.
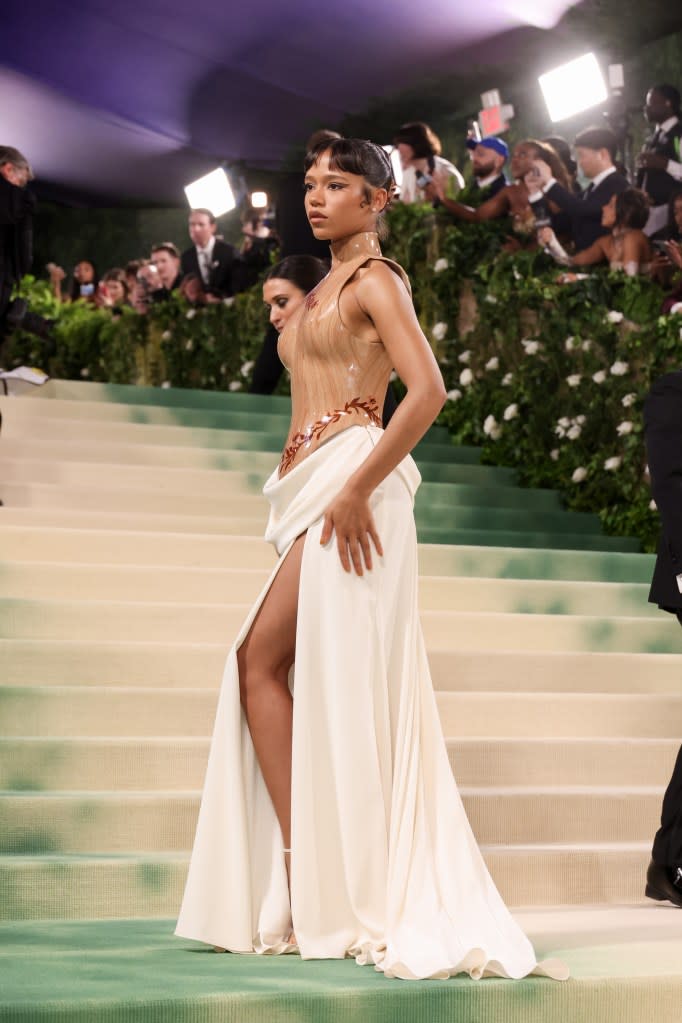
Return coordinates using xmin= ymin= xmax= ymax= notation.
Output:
xmin=458 ymin=349 xmax=471 ymax=363
xmin=582 ymin=339 xmax=593 ymax=351
xmin=485 ymin=356 xmax=499 ymax=371
xmin=483 ymin=414 xmax=502 ymax=439
xmin=576 ymin=415 xmax=586 ymax=425
xmin=185 ymin=339 xmax=193 ymax=351
xmin=592 ymin=370 xmax=607 ymax=384
xmin=622 ymin=392 xmax=636 ymax=407
xmin=503 ymin=403 xmax=519 ymax=421
xmin=228 ymin=381 xmax=243 ymax=392
xmin=572 ymin=466 xmax=588 ymax=483
xmin=521 ymin=338 xmax=542 ymax=355
xmin=240 ymin=360 xmax=255 ymax=376
xmin=434 ymin=257 xmax=449 ymax=273
xmin=459 ymin=367 xmax=474 ymax=386
xmin=432 ymin=322 xmax=448 ymax=341
xmin=550 ymin=448 xmax=559 ymax=461
xmin=161 ymin=330 xmax=172 ymax=341
xmin=606 ymin=310 xmax=624 ymax=324
xmin=80 ymin=367 xmax=90 ymax=378
xmin=617 ymin=420 xmax=634 ymax=436
xmin=223 ymin=297 xmax=235 ymax=307
xmin=555 ymin=416 xmax=570 ymax=438
xmin=513 ymin=267 xmax=521 ymax=281
xmin=610 ymin=360 xmax=629 ymax=376
xmin=185 ymin=308 xmax=197 ymax=320
xmin=604 ymin=455 xmax=622 ymax=471
xmin=565 ymin=336 xmax=576 ymax=351
xmin=161 ymin=381 xmax=171 ymax=389
xmin=484 ymin=294 xmax=498 ymax=304
xmin=566 ymin=374 xmax=581 ymax=388
xmin=446 ymin=388 xmax=462 ymax=402
xmin=567 ymin=424 xmax=582 ymax=440
xmin=502 ymin=372 xmax=513 ymax=385
xmin=649 ymin=499 xmax=657 ymax=511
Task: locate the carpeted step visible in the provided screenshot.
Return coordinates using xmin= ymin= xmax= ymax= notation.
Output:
xmin=5 ymin=640 xmax=682 ymax=694
xmin=0 ymin=844 xmax=654 ymax=920
xmin=0 ymin=561 xmax=658 ymax=618
xmin=2 ymin=598 xmax=677 ymax=653
xmin=2 ymin=686 xmax=681 ymax=738
xmin=28 ymin=378 xmax=295 ymax=412
xmin=1 ymin=736 xmax=676 ymax=792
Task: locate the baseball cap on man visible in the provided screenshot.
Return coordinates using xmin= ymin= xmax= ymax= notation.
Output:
xmin=466 ymin=136 xmax=509 ymax=160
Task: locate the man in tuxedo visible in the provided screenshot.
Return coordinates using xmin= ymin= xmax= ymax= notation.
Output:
xmin=465 ymin=136 xmax=509 ymax=200
xmin=528 ymin=126 xmax=629 ymax=251
xmin=637 ymin=84 xmax=682 ymax=237
xmin=0 ymin=146 xmax=36 ymax=342
xmin=181 ymin=209 xmax=236 ymax=299
xmin=643 ymin=371 xmax=682 ymax=907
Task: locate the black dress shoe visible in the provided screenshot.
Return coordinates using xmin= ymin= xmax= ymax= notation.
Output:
xmin=645 ymin=858 xmax=682 ymax=907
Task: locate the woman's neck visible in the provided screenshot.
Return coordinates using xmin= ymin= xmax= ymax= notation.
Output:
xmin=330 ymin=230 xmax=382 ymax=267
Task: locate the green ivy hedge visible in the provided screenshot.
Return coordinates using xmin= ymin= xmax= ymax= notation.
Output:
xmin=5 ymin=204 xmax=682 ymax=551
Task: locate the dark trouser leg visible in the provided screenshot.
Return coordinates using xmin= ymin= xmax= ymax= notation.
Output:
xmin=250 ymin=324 xmax=284 ymax=395
xmin=652 ymin=744 xmax=682 ymax=867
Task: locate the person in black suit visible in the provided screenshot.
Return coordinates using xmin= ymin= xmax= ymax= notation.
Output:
xmin=0 ymin=146 xmax=36 ymax=342
xmin=181 ymin=209 xmax=236 ymax=299
xmin=643 ymin=371 xmax=682 ymax=907
xmin=528 ymin=126 xmax=629 ymax=252
xmin=636 ymin=84 xmax=682 ymax=237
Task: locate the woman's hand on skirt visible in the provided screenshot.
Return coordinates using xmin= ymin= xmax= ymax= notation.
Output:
xmin=320 ymin=487 xmax=383 ymax=576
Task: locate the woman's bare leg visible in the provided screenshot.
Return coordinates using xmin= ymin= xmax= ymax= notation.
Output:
xmin=237 ymin=533 xmax=306 ymax=867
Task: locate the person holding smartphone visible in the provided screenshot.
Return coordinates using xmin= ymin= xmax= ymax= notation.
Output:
xmin=393 ymin=121 xmax=464 ymax=204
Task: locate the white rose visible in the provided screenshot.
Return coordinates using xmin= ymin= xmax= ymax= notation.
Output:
xmin=484 ymin=294 xmax=498 ymax=304
xmin=228 ymin=381 xmax=243 ymax=392
xmin=502 ymin=372 xmax=513 ymax=385
xmin=521 ymin=339 xmax=542 ymax=355
xmin=572 ymin=466 xmax=588 ymax=483
xmin=223 ymin=297 xmax=235 ymax=307
xmin=565 ymin=336 xmax=576 ymax=351
xmin=185 ymin=308 xmax=197 ymax=320
xmin=610 ymin=360 xmax=629 ymax=376
xmin=503 ymin=403 xmax=519 ymax=421
xmin=161 ymin=330 xmax=172 ymax=341
xmin=606 ymin=310 xmax=624 ymax=324
xmin=434 ymin=257 xmax=449 ymax=273
xmin=161 ymin=381 xmax=171 ymax=389
xmin=621 ymin=393 xmax=636 ymax=408
xmin=649 ymin=499 xmax=657 ymax=511
xmin=592 ymin=370 xmax=607 ymax=384
xmin=581 ymin=339 xmax=593 ymax=351
xmin=185 ymin=339 xmax=193 ymax=351
xmin=432 ymin=322 xmax=448 ymax=341
xmin=80 ymin=367 xmax=90 ymax=378
xmin=550 ymin=449 xmax=559 ymax=461
xmin=240 ymin=360 xmax=255 ymax=376
xmin=485 ymin=356 xmax=500 ymax=371
xmin=604 ymin=456 xmax=622 ymax=471
xmin=459 ymin=367 xmax=474 ymax=386
xmin=446 ymin=388 xmax=462 ymax=402
xmin=617 ymin=420 xmax=634 ymax=436
xmin=576 ymin=415 xmax=586 ymax=425
xmin=558 ymin=416 xmax=570 ymax=428
xmin=483 ymin=414 xmax=501 ymax=439
xmin=458 ymin=350 xmax=471 ymax=363
xmin=566 ymin=374 xmax=582 ymax=388
xmin=567 ymin=424 xmax=582 ymax=440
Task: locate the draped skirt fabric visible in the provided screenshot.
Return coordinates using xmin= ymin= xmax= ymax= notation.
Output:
xmin=175 ymin=425 xmax=568 ymax=982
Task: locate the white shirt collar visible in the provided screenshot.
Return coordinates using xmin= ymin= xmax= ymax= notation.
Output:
xmin=658 ymin=116 xmax=680 ymax=134
xmin=196 ymin=236 xmax=216 ymax=257
xmin=589 ymin=166 xmax=616 ymax=189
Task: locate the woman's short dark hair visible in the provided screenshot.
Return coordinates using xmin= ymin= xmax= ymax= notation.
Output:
xmin=303 ymin=137 xmax=396 ymax=238
xmin=392 ymin=122 xmax=442 ymax=159
xmin=68 ymin=260 xmax=98 ymax=301
xmin=102 ymin=267 xmax=128 ymax=296
xmin=265 ymin=255 xmax=329 ymax=295
xmin=615 ymin=188 xmax=650 ymax=230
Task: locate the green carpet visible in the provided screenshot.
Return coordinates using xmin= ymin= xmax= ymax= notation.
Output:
xmin=1 ymin=917 xmax=681 ymax=1023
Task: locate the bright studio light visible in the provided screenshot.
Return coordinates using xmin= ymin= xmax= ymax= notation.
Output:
xmin=184 ymin=168 xmax=236 ymax=217
xmin=250 ymin=191 xmax=268 ymax=209
xmin=383 ymin=146 xmax=403 ymax=189
xmin=539 ymin=53 xmax=608 ymax=122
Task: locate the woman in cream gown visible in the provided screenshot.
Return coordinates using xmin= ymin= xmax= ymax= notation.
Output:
xmin=176 ymin=138 xmax=568 ymax=983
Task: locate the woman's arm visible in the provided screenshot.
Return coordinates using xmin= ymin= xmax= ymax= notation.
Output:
xmin=319 ymin=262 xmax=447 ymax=574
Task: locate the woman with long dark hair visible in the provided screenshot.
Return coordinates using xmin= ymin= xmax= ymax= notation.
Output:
xmin=176 ymin=137 xmax=567 ymax=984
